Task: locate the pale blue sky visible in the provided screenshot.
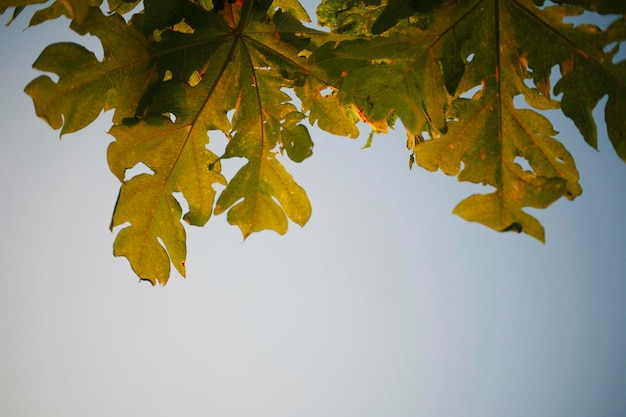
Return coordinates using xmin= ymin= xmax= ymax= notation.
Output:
xmin=1 ymin=2 xmax=625 ymax=417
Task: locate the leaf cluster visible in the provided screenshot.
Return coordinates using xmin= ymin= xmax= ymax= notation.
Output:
xmin=2 ymin=0 xmax=625 ymax=284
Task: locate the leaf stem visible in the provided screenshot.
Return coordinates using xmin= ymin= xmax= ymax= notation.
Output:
xmin=235 ymin=0 xmax=256 ymax=37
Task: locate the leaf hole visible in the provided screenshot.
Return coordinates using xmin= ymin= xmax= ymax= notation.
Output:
xmin=416 ymin=131 xmax=432 ymax=142
xmin=207 ymin=129 xmax=244 ymax=179
xmin=514 ymin=155 xmax=534 ymax=173
xmin=523 ymin=77 xmax=534 ymax=89
xmin=226 ymin=109 xmax=236 ymax=124
xmin=281 ymin=87 xmax=301 ymax=108
xmin=124 ymin=162 xmax=154 ymax=182
xmin=458 ymin=84 xmax=483 ymax=99
xmin=550 ymin=65 xmax=564 ymax=99
xmin=207 ymin=129 xmax=229 ymax=156
xmin=603 ymin=41 xmax=618 ymax=53
xmin=108 ymin=1 xmax=143 ymax=21
xmin=513 ymin=94 xmax=526 ymax=109
xmin=563 ymin=11 xmax=621 ymax=31
xmin=466 ymin=53 xmax=474 ymax=63
xmin=165 ymin=112 xmax=176 ymax=123
xmin=319 ymin=86 xmax=335 ymax=97
xmin=89 ymin=37 xmax=105 ymax=62
xmin=604 ymin=41 xmax=626 ymax=64
xmin=534 ymin=0 xmax=556 ymax=10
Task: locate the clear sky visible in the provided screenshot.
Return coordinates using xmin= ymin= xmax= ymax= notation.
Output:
xmin=1 ymin=2 xmax=625 ymax=417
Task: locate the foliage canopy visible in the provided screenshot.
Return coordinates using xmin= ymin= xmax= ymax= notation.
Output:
xmin=2 ymin=0 xmax=625 ymax=284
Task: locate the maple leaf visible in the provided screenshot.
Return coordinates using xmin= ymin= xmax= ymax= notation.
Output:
xmin=316 ymin=0 xmax=385 ymax=36
xmin=20 ymin=0 xmax=344 ymax=284
xmin=24 ymin=7 xmax=158 ymax=134
xmin=3 ymin=0 xmax=625 ymax=283
xmin=110 ymin=1 xmax=327 ymax=283
xmin=371 ymin=0 xmax=444 ymax=35
xmin=432 ymin=0 xmax=625 ymax=239
xmin=316 ymin=0 xmax=625 ymax=241
xmin=1 ymin=0 xmax=139 ymax=26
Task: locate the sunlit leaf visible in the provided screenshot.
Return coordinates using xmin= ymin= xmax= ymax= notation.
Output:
xmin=4 ymin=0 xmax=625 ymax=282
xmin=316 ymin=0 xmax=624 ymax=240
xmin=25 ymin=8 xmax=157 ymax=134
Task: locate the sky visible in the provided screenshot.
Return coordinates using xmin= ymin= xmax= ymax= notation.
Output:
xmin=1 ymin=2 xmax=625 ymax=417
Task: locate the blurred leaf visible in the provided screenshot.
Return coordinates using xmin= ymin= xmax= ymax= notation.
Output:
xmin=273 ymin=0 xmax=311 ymax=21
xmin=317 ymin=0 xmax=384 ymax=35
xmin=1 ymin=0 xmax=103 ymax=25
xmin=542 ymin=0 xmax=626 ymax=14
xmin=0 ymin=0 xmax=45 ymax=14
xmin=371 ymin=0 xmax=444 ymax=35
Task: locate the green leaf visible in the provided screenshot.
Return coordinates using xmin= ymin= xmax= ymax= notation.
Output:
xmin=30 ymin=0 xmax=105 ymax=26
xmin=322 ymin=0 xmax=624 ymax=240
xmin=208 ymin=13 xmax=315 ymax=236
xmin=543 ymin=0 xmax=626 ymax=15
xmin=60 ymin=0 xmax=91 ymax=22
xmin=371 ymin=0 xmax=444 ymax=35
xmin=8 ymin=0 xmax=626 ymax=282
xmin=25 ymin=7 xmax=157 ymax=134
xmin=311 ymin=32 xmax=440 ymax=135
xmin=107 ymin=0 xmax=141 ymax=15
xmin=1 ymin=0 xmax=42 ymax=25
xmin=272 ymin=0 xmax=311 ymax=22
xmin=0 ymin=0 xmax=45 ymax=11
xmin=28 ymin=2 xmax=68 ymax=26
xmin=23 ymin=1 xmax=332 ymax=282
xmin=316 ymin=0 xmax=384 ymax=36
xmin=2 ymin=0 xmax=102 ymax=25
xmin=550 ymin=15 xmax=626 ymax=158
xmin=108 ymin=111 xmax=226 ymax=285
xmin=109 ymin=1 xmax=325 ymax=280
xmin=296 ymin=78 xmax=360 ymax=138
